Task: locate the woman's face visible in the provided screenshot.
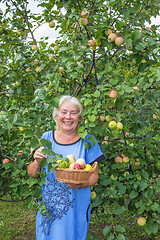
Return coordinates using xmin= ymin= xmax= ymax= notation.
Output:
xmin=56 ymin=101 xmax=80 ymax=134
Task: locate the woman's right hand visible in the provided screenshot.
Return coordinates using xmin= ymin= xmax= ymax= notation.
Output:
xmin=33 ymin=146 xmax=46 ymax=164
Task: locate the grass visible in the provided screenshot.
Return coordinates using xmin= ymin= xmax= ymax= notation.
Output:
xmin=0 ymin=196 xmax=159 ymax=240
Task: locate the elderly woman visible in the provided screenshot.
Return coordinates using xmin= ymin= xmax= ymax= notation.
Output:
xmin=27 ymin=95 xmax=105 ymax=240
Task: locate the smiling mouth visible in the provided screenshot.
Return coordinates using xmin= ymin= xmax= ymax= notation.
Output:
xmin=63 ymin=121 xmax=73 ymax=125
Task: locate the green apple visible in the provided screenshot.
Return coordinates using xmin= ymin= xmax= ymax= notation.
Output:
xmin=19 ymin=127 xmax=24 ymax=132
xmin=116 ymin=122 xmax=123 ymax=130
xmin=15 ymin=81 xmax=21 ymax=87
xmin=108 ymin=121 xmax=117 ymax=129
xmin=83 ymin=164 xmax=92 ymax=171
xmin=105 ymin=115 xmax=112 ymax=122
xmin=49 ymin=55 xmax=55 ymax=61
xmin=137 ymin=217 xmax=146 ymax=226
xmin=56 ymin=160 xmax=67 ymax=169
xmin=49 ymin=21 xmax=55 ymax=28
xmin=36 ymin=67 xmax=42 ymax=72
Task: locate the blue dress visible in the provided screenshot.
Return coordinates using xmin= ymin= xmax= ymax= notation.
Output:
xmin=36 ymin=130 xmax=104 ymax=240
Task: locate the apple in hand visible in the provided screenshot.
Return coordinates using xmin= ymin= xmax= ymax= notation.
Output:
xmin=137 ymin=217 xmax=146 ymax=226
xmin=76 ymin=158 xmax=85 ymax=169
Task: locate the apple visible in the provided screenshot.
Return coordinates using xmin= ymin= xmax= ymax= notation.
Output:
xmin=31 ymin=44 xmax=38 ymax=50
xmin=115 ymin=156 xmax=123 ymax=163
xmin=53 ymin=45 xmax=59 ymax=51
xmin=57 ymin=160 xmax=67 ymax=169
xmin=125 ymin=130 xmax=130 ymax=136
xmin=15 ymin=81 xmax=21 ymax=86
xmin=19 ymin=127 xmax=24 ymax=132
xmin=146 ymin=27 xmax=151 ymax=31
xmin=26 ymin=68 xmax=31 ymax=72
xmin=82 ymin=45 xmax=87 ymax=49
xmin=102 ymin=140 xmax=108 ymax=145
xmin=116 ymin=122 xmax=123 ymax=130
xmin=100 ymin=116 xmax=105 ymax=122
xmin=81 ymin=10 xmax=89 ymax=16
xmin=108 ymin=33 xmax=117 ymax=42
xmin=59 ymin=67 xmax=64 ymax=71
xmin=36 ymin=67 xmax=42 ymax=72
xmin=76 ymin=158 xmax=85 ymax=169
xmin=0 ymin=25 xmax=4 ymax=34
xmin=109 ymin=90 xmax=118 ymax=99
xmin=105 ymin=29 xmax=112 ymax=36
xmin=83 ymin=164 xmax=92 ymax=171
xmin=91 ymin=191 xmax=97 ymax=200
xmin=49 ymin=21 xmax=55 ymax=28
xmin=108 ymin=121 xmax=117 ymax=129
xmin=88 ymin=39 xmax=95 ymax=46
xmin=133 ymin=86 xmax=139 ymax=91
xmin=153 ymin=114 xmax=159 ymax=119
xmin=135 ymin=161 xmax=140 ymax=166
xmin=66 ymin=79 xmax=70 ymax=83
xmin=137 ymin=217 xmax=146 ymax=226
xmin=3 ymin=158 xmax=9 ymax=164
xmin=66 ymin=154 xmax=75 ymax=167
xmin=49 ymin=56 xmax=55 ymax=61
xmin=69 ymin=162 xmax=80 ymax=170
xmin=106 ymin=115 xmax=112 ymax=122
xmin=123 ymin=156 xmax=129 ymax=163
xmin=115 ymin=37 xmax=124 ymax=46
xmin=79 ymin=18 xmax=88 ymax=26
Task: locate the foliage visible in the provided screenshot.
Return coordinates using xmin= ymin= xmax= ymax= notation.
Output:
xmin=0 ymin=0 xmax=160 ymax=238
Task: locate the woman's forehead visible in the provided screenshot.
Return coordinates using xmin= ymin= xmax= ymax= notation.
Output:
xmin=60 ymin=101 xmax=78 ymax=111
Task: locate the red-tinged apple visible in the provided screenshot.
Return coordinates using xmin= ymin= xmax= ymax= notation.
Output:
xmin=49 ymin=21 xmax=55 ymax=28
xmin=109 ymin=90 xmax=118 ymax=99
xmin=115 ymin=156 xmax=123 ymax=163
xmin=108 ymin=121 xmax=117 ymax=129
xmin=125 ymin=130 xmax=130 ymax=136
xmin=123 ymin=156 xmax=129 ymax=163
xmin=59 ymin=67 xmax=64 ymax=71
xmin=81 ymin=10 xmax=89 ymax=16
xmin=15 ymin=81 xmax=21 ymax=86
xmin=102 ymin=140 xmax=108 ymax=145
xmin=91 ymin=191 xmax=97 ymax=200
xmin=137 ymin=217 xmax=146 ymax=226
xmin=31 ymin=44 xmax=38 ymax=50
xmin=133 ymin=86 xmax=139 ymax=91
xmin=108 ymin=33 xmax=117 ymax=42
xmin=146 ymin=27 xmax=151 ymax=31
xmin=83 ymin=164 xmax=92 ymax=171
xmin=100 ymin=116 xmax=105 ymax=122
xmin=88 ymin=39 xmax=95 ymax=46
xmin=69 ymin=162 xmax=80 ymax=170
xmin=135 ymin=162 xmax=140 ymax=166
xmin=76 ymin=158 xmax=85 ymax=169
xmin=116 ymin=122 xmax=123 ymax=130
xmin=26 ymin=68 xmax=31 ymax=72
xmin=36 ymin=67 xmax=42 ymax=72
xmin=153 ymin=114 xmax=159 ymax=119
xmin=105 ymin=115 xmax=112 ymax=122
xmin=66 ymin=154 xmax=75 ymax=167
xmin=53 ymin=45 xmax=59 ymax=51
xmin=49 ymin=55 xmax=55 ymax=61
xmin=3 ymin=158 xmax=9 ymax=164
xmin=105 ymin=29 xmax=112 ymax=36
xmin=115 ymin=37 xmax=124 ymax=46
xmin=57 ymin=160 xmax=67 ymax=169
xmin=79 ymin=18 xmax=88 ymax=26
xmin=82 ymin=45 xmax=87 ymax=49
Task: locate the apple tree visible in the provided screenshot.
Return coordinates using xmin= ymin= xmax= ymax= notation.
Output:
xmin=0 ymin=0 xmax=160 ymax=238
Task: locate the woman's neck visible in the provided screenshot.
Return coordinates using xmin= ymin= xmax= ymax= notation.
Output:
xmin=54 ymin=129 xmax=80 ymax=144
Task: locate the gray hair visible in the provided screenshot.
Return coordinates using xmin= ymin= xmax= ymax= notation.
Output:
xmin=53 ymin=95 xmax=83 ymax=127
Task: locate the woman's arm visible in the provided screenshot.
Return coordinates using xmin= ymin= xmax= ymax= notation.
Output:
xmin=27 ymin=147 xmax=46 ymax=178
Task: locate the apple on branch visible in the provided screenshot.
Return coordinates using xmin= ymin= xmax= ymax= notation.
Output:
xmin=137 ymin=217 xmax=146 ymax=226
xmin=115 ymin=37 xmax=124 ymax=46
xmin=53 ymin=45 xmax=59 ymax=51
xmin=108 ymin=121 xmax=117 ymax=129
xmin=49 ymin=55 xmax=55 ymax=61
xmin=49 ymin=21 xmax=55 ymax=28
xmin=109 ymin=90 xmax=118 ymax=99
xmin=79 ymin=18 xmax=88 ymax=26
xmin=36 ymin=67 xmax=42 ymax=72
xmin=3 ymin=158 xmax=9 ymax=164
xmin=116 ymin=122 xmax=123 ymax=130
xmin=115 ymin=156 xmax=123 ymax=163
xmin=31 ymin=44 xmax=38 ymax=50
xmin=108 ymin=33 xmax=117 ymax=42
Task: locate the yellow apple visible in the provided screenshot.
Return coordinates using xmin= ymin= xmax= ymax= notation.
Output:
xmin=83 ymin=164 xmax=92 ymax=171
xmin=137 ymin=217 xmax=146 ymax=226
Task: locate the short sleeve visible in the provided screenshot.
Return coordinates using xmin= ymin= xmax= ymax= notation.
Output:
xmin=85 ymin=134 xmax=105 ymax=165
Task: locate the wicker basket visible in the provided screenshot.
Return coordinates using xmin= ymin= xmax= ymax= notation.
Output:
xmin=55 ymin=162 xmax=98 ymax=184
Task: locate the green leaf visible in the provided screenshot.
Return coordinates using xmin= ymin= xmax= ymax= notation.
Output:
xmin=129 ymin=191 xmax=138 ymax=199
xmin=115 ymin=225 xmax=126 ymax=233
xmin=87 ymin=136 xmax=96 ymax=146
xmin=27 ymin=178 xmax=38 ymax=187
xmin=117 ymin=233 xmax=125 ymax=240
xmin=103 ymin=225 xmax=112 ymax=236
xmin=131 ymin=30 xmax=140 ymax=41
xmin=112 ymin=206 xmax=126 ymax=215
